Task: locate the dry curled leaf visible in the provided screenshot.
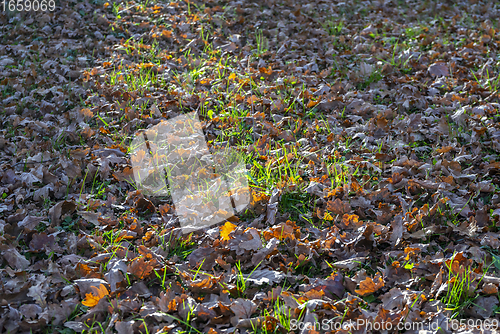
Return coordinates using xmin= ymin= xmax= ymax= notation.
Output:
xmin=355 ymin=276 xmax=385 ymax=296
xmin=82 ymin=284 xmax=109 ymax=307
xmin=326 ymin=198 xmax=351 ymax=215
xmin=428 ymin=62 xmax=449 ymax=77
xmin=128 ymin=256 xmax=156 ymax=280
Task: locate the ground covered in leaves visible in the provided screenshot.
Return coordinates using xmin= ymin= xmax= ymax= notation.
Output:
xmin=1 ymin=0 xmax=500 ymax=333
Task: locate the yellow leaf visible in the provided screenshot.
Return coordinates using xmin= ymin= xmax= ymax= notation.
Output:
xmin=228 ymin=73 xmax=236 ymax=80
xmin=82 ymin=284 xmax=109 ymax=307
xmin=138 ymin=62 xmax=154 ymax=69
xmin=220 ymin=222 xmax=236 ymax=241
xmin=323 ymin=211 xmax=333 ymax=221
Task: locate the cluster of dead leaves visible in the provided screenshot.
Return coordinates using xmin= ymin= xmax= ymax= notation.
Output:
xmin=1 ymin=0 xmax=500 ymax=333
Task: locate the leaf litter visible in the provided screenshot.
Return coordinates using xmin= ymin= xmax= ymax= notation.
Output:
xmin=1 ymin=0 xmax=500 ymax=333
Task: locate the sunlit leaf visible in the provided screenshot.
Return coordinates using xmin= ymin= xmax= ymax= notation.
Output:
xmin=82 ymin=284 xmax=109 ymax=307
xmin=220 ymin=222 xmax=236 ymax=241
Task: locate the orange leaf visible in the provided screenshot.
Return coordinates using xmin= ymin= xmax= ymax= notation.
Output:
xmin=82 ymin=284 xmax=109 ymax=307
xmin=355 ymin=276 xmax=384 ymax=296
xmin=262 ymin=220 xmax=298 ymax=241
xmin=307 ymin=100 xmax=319 ymax=108
xmin=250 ymin=191 xmax=269 ymax=206
xmin=473 ymin=126 xmax=487 ymax=136
xmin=79 ymin=108 xmax=93 ymax=119
xmin=75 ymin=262 xmax=93 ymax=277
xmin=128 ymin=256 xmax=155 ymax=279
xmin=115 ymin=231 xmax=135 ymax=242
xmin=342 ymin=214 xmax=359 ymax=226
xmin=220 ymin=222 xmax=236 ymax=241
xmin=483 ymin=283 xmax=498 ymax=295
xmin=138 ymin=62 xmax=154 ymax=69
xmin=259 ymin=66 xmax=273 ymax=75
xmin=351 ymin=178 xmax=364 ymax=193
xmin=327 ymin=187 xmax=343 ymax=198
xmin=323 ymin=211 xmax=333 ymax=221
xmin=441 ymin=175 xmax=454 ymax=185
xmin=247 ymin=95 xmax=260 ymax=104
xmin=436 ymin=146 xmax=453 ymax=154
xmin=326 ymin=198 xmax=351 ymax=215
xmin=159 ymin=204 xmax=171 ymax=215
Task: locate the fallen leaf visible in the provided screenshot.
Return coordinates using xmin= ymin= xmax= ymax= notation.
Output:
xmin=230 ymin=298 xmax=257 ymax=326
xmin=327 ymin=198 xmax=351 ymax=215
xmin=82 ymin=284 xmax=109 ymax=307
xmin=428 ymin=62 xmax=449 ymax=77
xmin=355 ymin=275 xmax=385 ymax=296
xmin=2 ymin=248 xmax=30 ymax=270
xmin=220 ymin=222 xmax=237 ymax=241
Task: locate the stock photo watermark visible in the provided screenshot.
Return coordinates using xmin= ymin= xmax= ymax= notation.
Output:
xmin=290 ymin=318 xmax=500 ymax=332
xmin=129 ymin=111 xmax=251 ymax=233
